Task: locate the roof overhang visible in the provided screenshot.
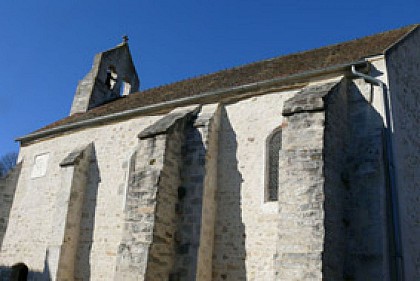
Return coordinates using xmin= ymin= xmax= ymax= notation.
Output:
xmin=16 ymin=60 xmax=371 ymax=145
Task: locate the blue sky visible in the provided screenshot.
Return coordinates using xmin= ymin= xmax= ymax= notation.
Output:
xmin=0 ymin=1 xmax=418 ymax=156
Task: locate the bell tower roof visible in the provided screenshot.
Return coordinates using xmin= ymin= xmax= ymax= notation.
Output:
xmin=69 ymin=38 xmax=140 ymax=116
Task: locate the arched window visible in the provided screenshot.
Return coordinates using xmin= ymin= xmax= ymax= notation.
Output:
xmin=266 ymin=128 xmax=282 ymax=202
xmin=10 ymin=263 xmax=28 ymax=281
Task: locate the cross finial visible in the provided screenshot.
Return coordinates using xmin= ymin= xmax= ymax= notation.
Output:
xmin=122 ymin=35 xmax=129 ymax=44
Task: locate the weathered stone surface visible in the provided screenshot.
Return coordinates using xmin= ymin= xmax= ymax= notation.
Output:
xmin=322 ymin=79 xmax=348 ymax=281
xmin=212 ymin=91 xmax=296 ymax=281
xmin=59 ymin=146 xmax=88 ymax=167
xmin=174 ymin=104 xmax=220 ymax=281
xmin=138 ymin=105 xmax=200 ymax=139
xmin=114 ymin=104 xmax=221 ymax=281
xmin=282 ymin=81 xmax=339 ymax=116
xmin=70 ymin=42 xmax=139 ymax=115
xmin=275 ymin=105 xmax=326 ymax=281
xmin=386 ymin=27 xmax=420 ymax=280
xmin=0 ymin=115 xmax=164 ymax=279
xmin=276 ymin=79 xmax=346 ymax=281
xmin=49 ymin=143 xmax=94 ymax=281
xmin=2 ymin=30 xmax=419 ymax=281
xmin=341 ymin=79 xmax=388 ymax=281
xmin=115 ymin=105 xmax=202 ymax=280
xmin=276 ymin=78 xmax=392 ymax=281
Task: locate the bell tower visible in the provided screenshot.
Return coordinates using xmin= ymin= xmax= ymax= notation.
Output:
xmin=70 ymin=37 xmax=139 ymax=115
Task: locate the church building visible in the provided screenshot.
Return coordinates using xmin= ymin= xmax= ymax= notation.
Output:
xmin=0 ymin=25 xmax=419 ymax=281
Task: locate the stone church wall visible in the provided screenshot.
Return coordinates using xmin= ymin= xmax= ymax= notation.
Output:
xmin=386 ymin=28 xmax=420 ymax=280
xmin=49 ymin=144 xmax=94 ymax=280
xmin=3 ymin=90 xmax=299 ymax=280
xmin=322 ymin=80 xmax=349 ymax=280
xmin=0 ymin=49 xmax=411 ymax=280
xmin=274 ymin=80 xmax=345 ymax=280
xmin=0 ymin=114 xmax=163 ymax=279
xmin=272 ymin=75 xmax=391 ymax=281
xmin=213 ymin=89 xmax=297 ymax=280
xmin=342 ymin=78 xmax=390 ymax=281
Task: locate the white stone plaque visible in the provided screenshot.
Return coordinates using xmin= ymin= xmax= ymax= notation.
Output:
xmin=31 ymin=153 xmax=50 ymax=178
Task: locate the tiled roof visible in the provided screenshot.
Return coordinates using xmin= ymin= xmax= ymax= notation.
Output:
xmin=33 ymin=24 xmax=418 ymax=134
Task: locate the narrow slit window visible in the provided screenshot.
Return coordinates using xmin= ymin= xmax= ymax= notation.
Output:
xmin=266 ymin=129 xmax=282 ymax=201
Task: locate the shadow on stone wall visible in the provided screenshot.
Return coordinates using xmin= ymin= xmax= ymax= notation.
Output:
xmin=212 ymin=107 xmax=247 ymax=281
xmin=0 ymin=252 xmax=51 ymax=280
xmin=324 ymin=80 xmax=388 ymax=280
xmin=74 ymin=147 xmax=101 ymax=280
xmin=173 ymin=121 xmax=207 ymax=280
xmin=0 ymin=266 xmax=47 ymax=281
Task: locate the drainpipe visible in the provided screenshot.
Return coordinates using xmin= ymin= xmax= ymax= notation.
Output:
xmin=351 ymin=65 xmax=404 ymax=281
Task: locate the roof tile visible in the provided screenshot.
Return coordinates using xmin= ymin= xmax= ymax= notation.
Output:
xmin=34 ymin=24 xmax=417 ymax=134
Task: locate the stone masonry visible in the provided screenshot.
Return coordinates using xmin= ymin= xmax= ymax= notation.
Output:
xmin=343 ymin=79 xmax=388 ymax=281
xmin=386 ymin=28 xmax=420 ymax=279
xmin=114 ymin=106 xmax=198 ymax=280
xmin=276 ymin=80 xmax=343 ymax=280
xmin=48 ymin=144 xmax=94 ymax=281
xmin=115 ymin=104 xmax=220 ymax=281
xmin=1 ymin=26 xmax=420 ymax=281
xmin=276 ymin=77 xmax=393 ymax=280
xmin=70 ymin=42 xmax=139 ymax=115
xmin=173 ymin=104 xmax=220 ymax=281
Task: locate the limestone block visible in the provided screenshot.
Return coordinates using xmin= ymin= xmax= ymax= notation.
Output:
xmin=282 ymin=81 xmax=340 ymax=116
xmin=275 ymin=80 xmax=344 ymax=281
xmin=138 ymin=105 xmax=200 ymax=139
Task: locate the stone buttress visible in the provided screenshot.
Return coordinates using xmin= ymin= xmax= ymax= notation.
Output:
xmin=47 ymin=144 xmax=95 ymax=281
xmin=275 ymin=78 xmax=390 ymax=280
xmin=275 ymin=80 xmax=344 ymax=280
xmin=114 ymin=104 xmax=220 ymax=281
